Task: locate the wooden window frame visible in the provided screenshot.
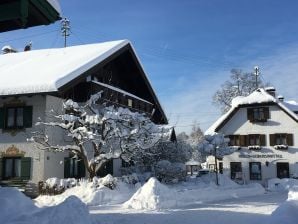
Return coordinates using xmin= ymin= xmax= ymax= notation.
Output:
xmin=247 ymin=107 xmax=269 ymax=122
xmin=228 ymin=135 xmax=240 ymax=146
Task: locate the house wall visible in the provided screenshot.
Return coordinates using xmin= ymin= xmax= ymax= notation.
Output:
xmin=43 ymin=95 xmax=69 ymax=180
xmin=0 ymin=95 xmax=47 ymax=193
xmin=215 ymin=105 xmax=298 ymax=186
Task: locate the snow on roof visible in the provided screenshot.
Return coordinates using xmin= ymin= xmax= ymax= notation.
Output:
xmin=283 ymin=101 xmax=298 ymax=112
xmin=47 ymin=0 xmax=61 ymax=14
xmin=231 ymin=88 xmax=276 ymax=107
xmin=0 ymin=40 xmax=130 ymax=96
xmin=92 ymin=81 xmax=153 ymax=105
xmin=206 ymin=88 xmax=298 ymax=135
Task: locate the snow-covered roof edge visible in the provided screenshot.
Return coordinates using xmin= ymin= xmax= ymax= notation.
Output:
xmin=205 ymin=88 xmax=298 ymax=135
xmin=128 ymin=43 xmax=168 ymax=124
xmin=47 ymin=0 xmax=62 ymax=14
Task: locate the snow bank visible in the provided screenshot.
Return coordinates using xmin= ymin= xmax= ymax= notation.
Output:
xmin=0 ymin=188 xmax=92 ymax=224
xmin=36 ymin=175 xmax=136 ymax=207
xmin=268 ymin=178 xmax=298 ymax=192
xmin=124 ymin=175 xmax=265 ymax=210
xmin=124 ymin=177 xmax=177 ymax=210
xmin=268 ymin=187 xmax=298 ymax=224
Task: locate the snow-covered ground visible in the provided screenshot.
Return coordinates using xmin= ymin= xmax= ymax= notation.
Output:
xmin=1 ymin=175 xmax=298 ymax=224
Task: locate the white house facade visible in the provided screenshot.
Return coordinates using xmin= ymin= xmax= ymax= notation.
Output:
xmin=206 ymin=88 xmax=298 ymax=186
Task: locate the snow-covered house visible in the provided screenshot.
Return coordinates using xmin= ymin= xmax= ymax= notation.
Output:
xmin=0 ymin=40 xmax=168 ymax=195
xmin=206 ymin=87 xmax=298 ymax=185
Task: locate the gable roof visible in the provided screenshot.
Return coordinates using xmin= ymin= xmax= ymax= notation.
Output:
xmin=0 ymin=40 xmax=129 ymax=95
xmin=206 ymin=88 xmax=298 ymax=134
xmin=0 ymin=40 xmax=168 ymax=124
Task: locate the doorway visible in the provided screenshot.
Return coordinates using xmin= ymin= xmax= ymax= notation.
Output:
xmin=276 ymin=162 xmax=289 ymax=178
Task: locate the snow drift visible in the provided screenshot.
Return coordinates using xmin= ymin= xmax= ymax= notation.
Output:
xmin=0 ymin=187 xmax=92 ymax=224
xmin=36 ymin=175 xmax=136 ymax=207
xmin=124 ymin=175 xmax=265 ymax=210
xmin=268 ymin=187 xmax=298 ymax=224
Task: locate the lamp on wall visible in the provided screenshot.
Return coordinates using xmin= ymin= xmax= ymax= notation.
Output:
xmin=266 ymin=161 xmax=269 ymax=167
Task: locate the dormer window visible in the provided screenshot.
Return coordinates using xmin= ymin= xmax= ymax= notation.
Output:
xmin=247 ymin=107 xmax=269 ymax=122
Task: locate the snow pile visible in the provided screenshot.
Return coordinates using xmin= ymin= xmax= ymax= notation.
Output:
xmin=268 ymin=187 xmax=298 ymax=224
xmin=268 ymin=178 xmax=298 ymax=192
xmin=36 ymin=175 xmax=136 ymax=207
xmin=0 ymin=188 xmax=92 ymax=224
xmin=124 ymin=177 xmax=177 ymax=210
xmin=124 ymin=175 xmax=265 ymax=210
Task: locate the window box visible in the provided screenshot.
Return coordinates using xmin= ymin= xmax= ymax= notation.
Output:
xmin=248 ymin=145 xmax=261 ymax=150
xmin=274 ymin=145 xmax=288 ymax=150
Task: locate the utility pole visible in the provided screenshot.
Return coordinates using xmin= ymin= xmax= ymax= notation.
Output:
xmin=61 ymin=18 xmax=70 ymax=47
xmin=254 ymin=66 xmax=260 ymax=89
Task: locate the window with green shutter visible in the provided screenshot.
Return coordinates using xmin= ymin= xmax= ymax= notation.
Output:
xmin=20 ymin=157 xmax=31 ymax=180
xmin=0 ymin=108 xmax=5 ymax=129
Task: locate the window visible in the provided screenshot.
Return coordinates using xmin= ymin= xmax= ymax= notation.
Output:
xmin=1 ymin=157 xmax=31 ymax=180
xmin=247 ymin=107 xmax=269 ymax=122
xmin=270 ymin=133 xmax=293 ymax=146
xmin=64 ymin=158 xmax=85 ymax=178
xmin=3 ymin=157 xmax=21 ymax=179
xmin=248 ymin=134 xmax=266 ymax=146
xmin=249 ymin=162 xmax=262 ymax=180
xmin=0 ymin=106 xmax=32 ymax=130
xmin=230 ymin=162 xmax=242 ymax=180
xmin=128 ymin=99 xmax=133 ymax=107
xmin=228 ymin=135 xmax=240 ymax=146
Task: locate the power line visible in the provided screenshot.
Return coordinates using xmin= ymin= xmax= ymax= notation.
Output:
xmin=0 ymin=29 xmax=59 ymax=44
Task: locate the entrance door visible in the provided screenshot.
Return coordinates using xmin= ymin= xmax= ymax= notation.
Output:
xmin=276 ymin=162 xmax=289 ymax=178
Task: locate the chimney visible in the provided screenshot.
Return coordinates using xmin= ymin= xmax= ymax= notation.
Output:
xmin=277 ymin=95 xmax=284 ymax=102
xmin=265 ymin=87 xmax=276 ymax=97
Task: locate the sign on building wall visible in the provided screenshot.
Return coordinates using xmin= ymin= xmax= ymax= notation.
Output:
xmin=238 ymin=154 xmax=283 ymax=159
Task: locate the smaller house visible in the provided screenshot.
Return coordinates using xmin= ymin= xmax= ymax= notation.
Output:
xmin=206 ymin=87 xmax=298 ymax=185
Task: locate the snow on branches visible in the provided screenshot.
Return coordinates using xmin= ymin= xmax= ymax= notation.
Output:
xmin=29 ymin=92 xmax=168 ymax=178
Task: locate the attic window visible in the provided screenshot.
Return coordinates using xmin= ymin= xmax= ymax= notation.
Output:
xmin=128 ymin=99 xmax=133 ymax=107
xmin=247 ymin=107 xmax=269 ymax=122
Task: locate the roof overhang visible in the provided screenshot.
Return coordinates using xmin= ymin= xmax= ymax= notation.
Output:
xmin=0 ymin=0 xmax=61 ymax=32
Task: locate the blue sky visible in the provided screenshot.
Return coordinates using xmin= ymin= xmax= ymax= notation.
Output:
xmin=1 ymin=0 xmax=298 ymax=133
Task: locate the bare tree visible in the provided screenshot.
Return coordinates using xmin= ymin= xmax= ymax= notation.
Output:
xmin=29 ymin=92 xmax=167 ymax=178
xmin=213 ymin=69 xmax=268 ymax=113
